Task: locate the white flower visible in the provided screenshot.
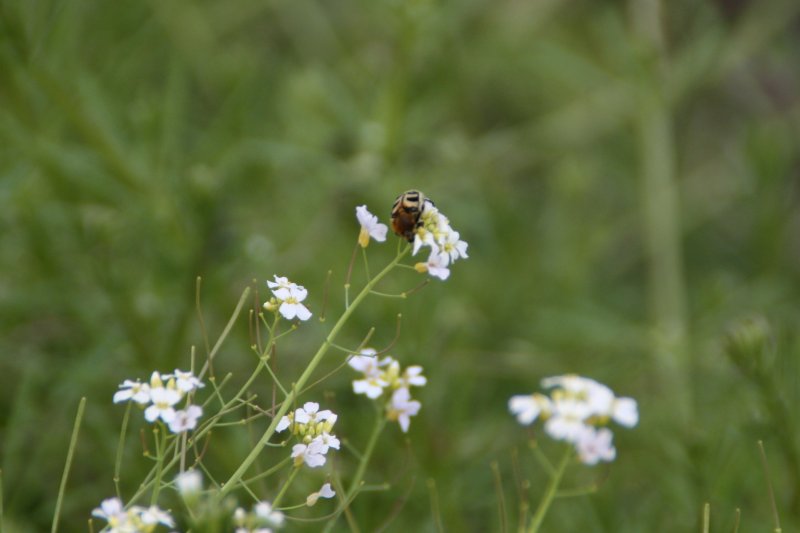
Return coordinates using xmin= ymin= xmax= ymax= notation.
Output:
xmin=316 ymin=432 xmax=341 ymax=453
xmin=575 ymin=427 xmax=617 ymax=465
xmin=415 ymin=250 xmax=450 ymax=281
xmin=612 ymin=397 xmax=639 ymax=427
xmin=267 ymin=275 xmax=294 ymax=296
xmin=91 ymin=498 xmax=174 ymax=531
xmin=541 ymin=374 xmax=637 ymax=424
xmin=509 ymin=393 xmax=551 ymax=425
xmin=412 ymin=206 xmax=450 ymax=254
xmin=353 ymin=375 xmax=390 ymax=399
xmin=233 ymin=507 xmax=248 ymax=526
xmin=91 ymin=497 xmax=127 ymax=526
xmin=349 ymin=350 xmax=396 ymax=398
xmin=235 ymin=502 xmax=283 ymax=532
xmin=387 ymin=387 xmax=421 ymax=433
xmin=278 ymin=401 xmax=338 ymax=442
xmin=168 ymin=404 xmax=203 ymax=433
xmin=356 ymin=205 xmax=388 ymax=247
xmin=144 ymin=385 xmax=182 ymax=424
xmin=347 ymin=349 xmax=392 ymax=377
xmin=406 ymin=203 xmax=468 ymax=278
xmin=544 ymin=396 xmax=592 ymax=443
xmin=254 ymin=501 xmax=285 ymax=527
xmin=306 ymin=482 xmax=336 ymax=506
xmin=546 ymin=376 xmax=616 ymax=420
xmin=175 ymin=469 xmax=203 ymax=496
xmin=398 ymin=365 xmax=427 ymax=388
xmin=292 ymin=439 xmax=328 ymax=468
xmin=275 ymin=415 xmax=292 ymax=433
xmin=510 ymin=374 xmax=638 ymax=465
xmin=139 ymin=505 xmax=175 ymax=527
xmin=278 ymin=281 xmax=307 ymax=303
xmin=439 ymin=230 xmax=469 ymax=264
xmin=294 ymin=402 xmax=336 ymax=425
xmin=278 ymin=285 xmax=312 ymax=321
xmin=265 ymin=275 xmax=312 ymax=321
xmin=171 ymin=369 xmax=205 ymax=393
xmin=267 ymin=274 xmax=306 ymax=297
xmin=412 ymin=228 xmax=437 ymax=256
xmin=113 ymin=380 xmax=151 ymax=405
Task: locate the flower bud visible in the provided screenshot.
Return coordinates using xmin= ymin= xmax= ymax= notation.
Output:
xmin=263 ymin=299 xmax=279 ymax=313
xmin=723 ymin=316 xmax=773 ymax=374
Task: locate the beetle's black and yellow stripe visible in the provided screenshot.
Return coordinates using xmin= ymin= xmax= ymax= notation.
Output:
xmin=391 ymin=190 xmax=434 ymax=242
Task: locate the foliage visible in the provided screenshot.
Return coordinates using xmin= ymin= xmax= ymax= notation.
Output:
xmin=1 ymin=0 xmax=799 ymax=531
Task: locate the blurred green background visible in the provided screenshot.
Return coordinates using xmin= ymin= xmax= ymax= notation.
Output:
xmin=2 ymin=0 xmax=800 ymax=531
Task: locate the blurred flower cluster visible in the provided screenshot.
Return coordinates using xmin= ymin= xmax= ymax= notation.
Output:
xmin=172 ymin=470 xmax=299 ymax=532
xmin=92 ymin=497 xmax=173 ymax=532
xmin=349 ymin=349 xmax=427 ymax=432
xmin=113 ymin=370 xmax=204 ymax=434
xmin=509 ymin=375 xmax=638 ymax=465
xmin=276 ymin=402 xmax=340 ymax=468
xmin=233 ymin=501 xmax=285 ymax=533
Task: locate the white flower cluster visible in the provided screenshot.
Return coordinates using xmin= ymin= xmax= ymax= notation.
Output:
xmin=276 ymin=402 xmax=340 ymax=468
xmin=411 ymin=204 xmax=468 ymax=281
xmin=233 ymin=501 xmax=285 ymax=533
xmin=354 ymin=203 xmax=468 ymax=281
xmin=349 ymin=349 xmax=427 ymax=432
xmin=113 ymin=370 xmax=204 ymax=434
xmin=509 ymin=375 xmax=638 ymax=465
xmin=92 ymin=497 xmax=174 ymax=532
xmin=263 ymin=275 xmax=312 ymax=321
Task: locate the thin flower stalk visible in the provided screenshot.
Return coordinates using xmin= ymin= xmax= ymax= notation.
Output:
xmin=322 ymin=413 xmax=386 ymax=533
xmin=123 ymin=304 xmax=283 ymax=508
xmin=527 ymin=445 xmax=573 ymax=533
xmin=271 ymin=465 xmax=301 ymax=509
xmin=217 ymin=246 xmax=410 ymax=499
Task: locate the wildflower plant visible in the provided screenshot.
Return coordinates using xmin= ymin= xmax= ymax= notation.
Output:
xmin=78 ymin=194 xmax=468 ymax=531
xmin=113 ymin=370 xmax=205 ymax=434
xmin=509 ymin=374 xmax=639 ymax=532
xmin=349 ymin=350 xmax=427 ymax=432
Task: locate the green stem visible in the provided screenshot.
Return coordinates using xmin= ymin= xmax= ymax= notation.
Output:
xmin=632 ymin=0 xmax=691 ymax=423
xmin=271 ymin=466 xmax=301 ymax=509
xmin=218 ymin=247 xmax=409 ymax=499
xmin=151 ymin=426 xmax=167 ymax=506
xmin=113 ymin=401 xmax=132 ymax=499
xmin=347 ymin=415 xmax=386 ymax=502
xmin=527 ymin=446 xmax=572 ymax=533
xmin=198 ymin=287 xmax=251 ymax=381
xmin=758 ymin=441 xmax=783 ymax=533
xmin=51 ymin=397 xmax=86 ymax=533
xmin=0 ymin=469 xmax=4 ymax=533
xmin=323 ymin=413 xmax=387 ymax=533
xmin=126 ymin=341 xmax=274 ymax=506
xmin=243 ymin=456 xmax=292 ymax=485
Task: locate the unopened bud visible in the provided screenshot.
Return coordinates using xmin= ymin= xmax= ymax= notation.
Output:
xmin=723 ymin=316 xmax=773 ymax=374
